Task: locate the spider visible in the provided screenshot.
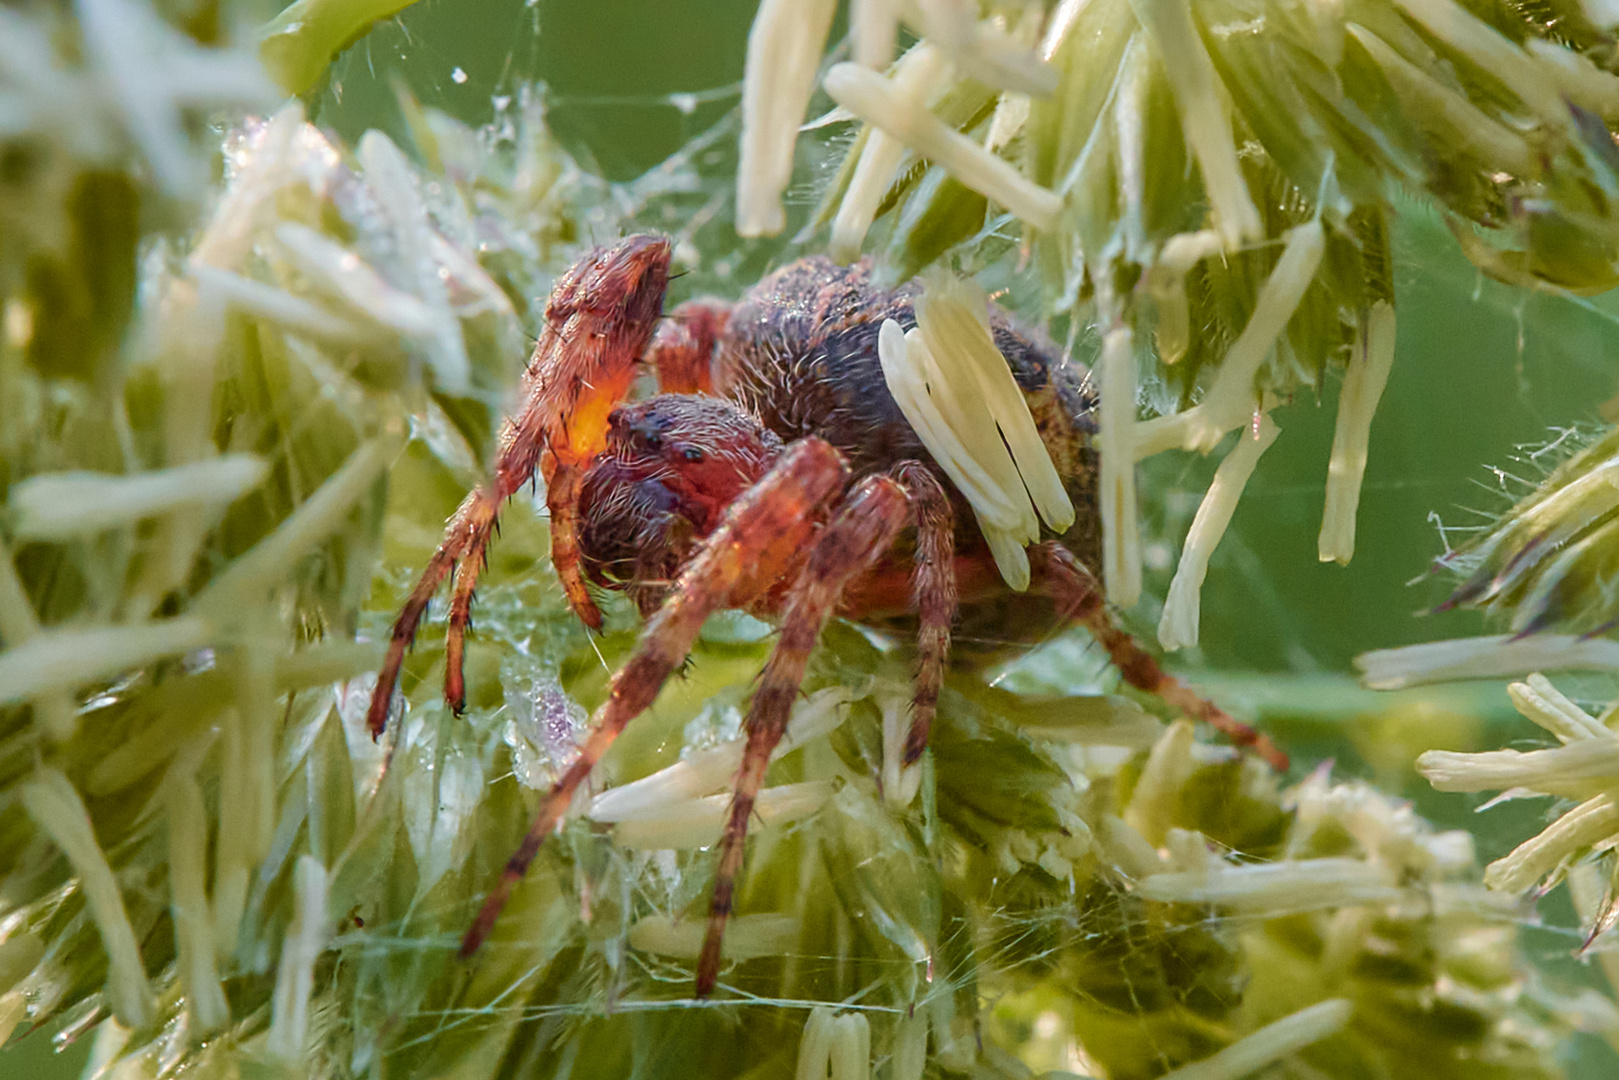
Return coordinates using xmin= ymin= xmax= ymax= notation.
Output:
xmin=364 ymin=233 xmax=1287 ymax=996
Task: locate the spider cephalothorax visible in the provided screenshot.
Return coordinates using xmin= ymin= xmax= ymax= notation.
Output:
xmin=366 ymin=234 xmax=1287 ymax=996
xmin=578 ymin=395 xmax=786 ymax=615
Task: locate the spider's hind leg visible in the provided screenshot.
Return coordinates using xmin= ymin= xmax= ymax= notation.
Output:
xmin=1028 ymin=542 xmax=1289 ymax=772
xmin=696 ymin=473 xmax=912 ymax=997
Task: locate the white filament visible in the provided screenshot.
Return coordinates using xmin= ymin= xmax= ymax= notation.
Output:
xmin=823 ymin=62 xmax=1062 ymax=230
xmin=1319 ymin=302 xmax=1396 ymax=564
xmin=876 ymin=273 xmax=1075 ymax=590
xmin=829 ymin=45 xmax=951 ymax=265
xmin=1160 ymin=414 xmax=1281 ymax=651
xmin=737 ymin=0 xmax=839 ymax=237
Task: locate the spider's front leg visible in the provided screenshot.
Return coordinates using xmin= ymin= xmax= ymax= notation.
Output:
xmin=460 ymin=438 xmax=849 ymax=958
xmin=696 ymin=473 xmax=913 ymax=997
xmin=365 ymin=235 xmax=671 ymax=738
xmin=1029 ymin=543 xmax=1290 ymax=772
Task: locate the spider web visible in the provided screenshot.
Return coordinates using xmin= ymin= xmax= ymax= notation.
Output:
xmin=286 ymin=2 xmax=1619 ymax=1077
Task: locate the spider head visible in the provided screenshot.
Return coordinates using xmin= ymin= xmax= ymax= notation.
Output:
xmin=577 ymin=394 xmax=784 ymax=595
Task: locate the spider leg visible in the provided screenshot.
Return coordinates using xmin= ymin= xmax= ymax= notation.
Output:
xmin=892 ymin=463 xmax=957 ymax=767
xmin=529 ymin=236 xmax=673 ymax=629
xmin=460 ymin=438 xmax=849 ymax=959
xmin=365 ymin=236 xmax=672 ymax=738
xmin=695 ymin=474 xmax=911 ymax=997
xmin=442 ymin=542 xmax=487 ymax=714
xmin=1028 ymin=543 xmax=1290 ymax=772
xmin=644 ymin=298 xmax=731 ymax=394
xmin=366 ymin=488 xmax=497 ymax=738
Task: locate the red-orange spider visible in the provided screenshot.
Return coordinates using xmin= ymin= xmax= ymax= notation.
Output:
xmin=365 ymin=234 xmax=1287 ymax=996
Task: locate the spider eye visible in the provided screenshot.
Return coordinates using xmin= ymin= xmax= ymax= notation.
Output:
xmin=642 ymin=432 xmax=661 ymax=449
xmin=682 ymin=447 xmax=704 ymax=463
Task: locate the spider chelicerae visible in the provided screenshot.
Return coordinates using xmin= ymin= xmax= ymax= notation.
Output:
xmin=365 ymin=233 xmax=1286 ymax=995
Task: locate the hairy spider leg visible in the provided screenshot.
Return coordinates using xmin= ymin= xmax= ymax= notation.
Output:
xmin=365 ymin=235 xmax=672 ymax=737
xmin=442 ymin=550 xmax=482 ymax=713
xmin=892 ymin=463 xmax=957 ymax=767
xmin=1028 ymin=543 xmax=1290 ymax=772
xmin=460 ymin=438 xmax=849 ymax=959
xmin=644 ymin=298 xmax=731 ymax=394
xmin=696 ymin=473 xmax=911 ymax=997
xmin=532 ymin=235 xmax=673 ymax=630
xmin=366 ymin=489 xmax=495 ymax=738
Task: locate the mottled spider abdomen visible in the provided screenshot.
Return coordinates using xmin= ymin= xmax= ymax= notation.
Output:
xmin=705 ymin=257 xmax=1103 ymax=650
xmin=714 ymin=257 xmax=1101 ymax=573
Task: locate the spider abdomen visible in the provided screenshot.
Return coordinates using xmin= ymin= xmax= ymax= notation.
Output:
xmin=712 ymin=257 xmax=1104 ymax=616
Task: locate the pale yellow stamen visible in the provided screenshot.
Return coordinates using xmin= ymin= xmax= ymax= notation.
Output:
xmin=1393 ymin=0 xmax=1566 ymax=123
xmin=795 ymin=1007 xmax=873 ymax=1080
xmin=1526 ymin=38 xmax=1619 ymax=119
xmin=266 ymin=855 xmax=330 ymax=1063
xmin=1485 ymin=792 xmax=1619 ymax=892
xmin=823 ymin=62 xmax=1063 ymax=230
xmin=608 ymin=782 xmax=832 ymax=849
xmin=1136 ymin=857 xmax=1400 ymax=911
xmin=628 ymin=913 xmax=802 ymax=962
xmin=1099 ymin=323 xmax=1141 ymax=604
xmin=877 ymin=272 xmax=1075 ymax=590
xmin=1347 ymin=24 xmax=1534 ymax=175
xmin=589 ymin=687 xmax=847 ymax=821
xmin=737 ymin=0 xmax=839 ymax=237
xmin=908 ymin=0 xmax=1056 ymax=97
xmin=1146 ymin=229 xmax=1224 ymax=365
xmin=1155 ymin=1000 xmax=1354 ymax=1080
xmin=829 ymin=44 xmax=951 ymax=264
xmin=1160 ymin=414 xmax=1281 ymax=651
xmin=164 ymin=749 xmax=229 ymax=1035
xmin=1127 ymin=0 xmax=1261 ymax=247
xmin=22 ymin=769 xmax=154 ymax=1029
xmin=8 ymin=456 xmax=267 ymax=541
xmin=1320 ymin=302 xmax=1396 ymax=564
xmin=1136 ymin=220 xmax=1325 ymax=458
xmin=850 ymin=0 xmax=899 ymax=69
xmin=1357 ymin=634 xmax=1619 ymax=690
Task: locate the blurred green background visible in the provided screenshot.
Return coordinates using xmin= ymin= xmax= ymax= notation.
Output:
xmin=10 ymin=0 xmax=1619 ymax=1074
